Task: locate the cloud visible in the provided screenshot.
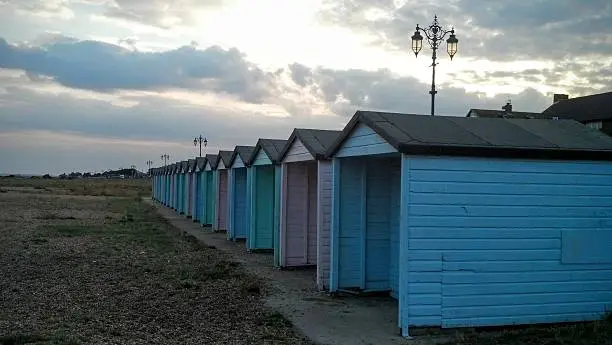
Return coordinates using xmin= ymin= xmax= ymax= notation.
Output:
xmin=94 ymin=0 xmax=226 ymax=29
xmin=318 ymin=0 xmax=612 ymax=61
xmin=0 ymin=54 xmax=560 ymax=175
xmin=288 ymin=63 xmax=554 ymax=117
xmin=0 ymin=37 xmax=278 ymax=103
xmin=0 ymin=75 xmax=345 ymax=174
xmin=1 ymin=0 xmax=74 ymax=19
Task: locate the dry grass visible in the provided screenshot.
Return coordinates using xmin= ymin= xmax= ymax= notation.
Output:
xmin=443 ymin=316 xmax=612 ymax=345
xmin=0 ymin=177 xmax=151 ymax=197
xmin=0 ymin=179 xmax=310 ymax=345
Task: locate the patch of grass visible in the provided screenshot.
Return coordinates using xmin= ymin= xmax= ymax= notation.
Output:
xmin=178 ymin=260 xmax=240 ymax=281
xmin=30 ymin=237 xmax=48 ymax=244
xmin=43 ymin=224 xmax=102 ymax=237
xmin=240 ymin=277 xmax=262 ymax=296
xmin=0 ymin=333 xmax=80 ymax=345
xmin=0 ymin=334 xmax=48 ymax=345
xmin=259 ymin=312 xmax=293 ymax=328
xmin=0 ymin=178 xmax=151 ymax=197
xmin=178 ymin=279 xmax=199 ymax=289
xmin=448 ymin=316 xmax=612 ymax=345
xmin=37 ymin=212 xmax=77 ymax=220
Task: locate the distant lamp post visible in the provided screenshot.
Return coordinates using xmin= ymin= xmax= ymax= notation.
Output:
xmin=411 ymin=15 xmax=459 ymax=116
xmin=193 ymin=135 xmax=208 ymax=157
xmin=146 ymin=160 xmax=153 ymax=176
xmin=161 ymin=154 xmax=170 ymax=166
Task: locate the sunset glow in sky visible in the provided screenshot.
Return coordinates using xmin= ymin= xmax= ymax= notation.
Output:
xmin=1 ymin=0 xmax=611 ymax=174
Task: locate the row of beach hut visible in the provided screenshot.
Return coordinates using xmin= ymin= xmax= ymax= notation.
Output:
xmin=150 ymin=110 xmax=612 ymax=337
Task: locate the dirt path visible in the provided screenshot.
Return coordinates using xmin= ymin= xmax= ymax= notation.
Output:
xmin=147 ymin=199 xmax=446 ymax=345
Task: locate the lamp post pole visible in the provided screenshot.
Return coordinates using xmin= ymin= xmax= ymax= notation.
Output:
xmin=193 ymin=135 xmax=208 ymax=157
xmin=411 ymin=15 xmax=459 ymax=116
xmin=146 ymin=160 xmax=153 ymax=176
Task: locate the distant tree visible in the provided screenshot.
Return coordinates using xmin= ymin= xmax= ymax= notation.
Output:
xmin=42 ymin=174 xmax=52 ymax=179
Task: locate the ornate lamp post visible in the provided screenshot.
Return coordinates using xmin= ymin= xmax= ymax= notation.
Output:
xmin=193 ymin=135 xmax=208 ymax=157
xmin=161 ymin=154 xmax=169 ymax=166
xmin=411 ymin=15 xmax=459 ymax=116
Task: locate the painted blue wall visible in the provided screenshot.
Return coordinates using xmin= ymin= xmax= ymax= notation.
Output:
xmin=200 ymin=171 xmax=208 ymax=225
xmin=173 ymin=174 xmax=179 ymax=210
xmin=227 ymin=169 xmax=234 ymax=239
xmin=249 ymin=164 xmax=276 ymax=250
xmin=400 ymin=155 xmax=612 ymax=329
xmin=335 ymin=124 xmax=396 ymax=158
xmin=333 ymin=157 xmax=401 ymax=293
xmin=231 ymin=168 xmax=248 ymax=240
xmin=194 ymin=171 xmax=203 ymax=221
xmin=246 ymin=167 xmax=253 ymax=245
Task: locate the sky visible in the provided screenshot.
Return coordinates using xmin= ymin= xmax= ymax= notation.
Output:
xmin=0 ymin=0 xmax=611 ymax=175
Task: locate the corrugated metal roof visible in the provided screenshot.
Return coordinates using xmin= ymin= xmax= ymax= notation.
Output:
xmin=542 ymin=91 xmax=612 ymax=122
xmin=279 ymin=128 xmax=342 ymax=161
xmin=326 ymin=111 xmax=612 ymax=161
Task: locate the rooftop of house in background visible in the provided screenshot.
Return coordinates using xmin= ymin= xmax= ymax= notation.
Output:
xmin=466 ymin=101 xmax=550 ymax=119
xmin=542 ymin=91 xmax=612 ymax=122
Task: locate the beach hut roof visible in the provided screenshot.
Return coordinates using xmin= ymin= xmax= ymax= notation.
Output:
xmin=278 ymin=128 xmax=342 ymax=161
xmin=229 ymin=145 xmax=256 ymax=167
xmin=247 ymin=138 xmax=288 ymax=165
xmin=180 ymin=160 xmax=189 ymax=173
xmin=187 ymin=159 xmax=197 ymax=172
xmin=205 ymin=154 xmax=219 ymax=169
xmin=196 ymin=157 xmax=207 ymax=171
xmin=325 ymin=110 xmax=612 ymax=161
xmin=218 ymin=150 xmax=234 ymax=167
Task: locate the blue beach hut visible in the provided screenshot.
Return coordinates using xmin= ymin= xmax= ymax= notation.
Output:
xmin=192 ymin=157 xmax=206 ymax=222
xmin=171 ymin=163 xmax=179 ymax=211
xmin=178 ymin=160 xmax=189 ymax=215
xmin=200 ymin=154 xmax=219 ymax=227
xmin=227 ymin=145 xmax=255 ymax=241
xmin=185 ymin=159 xmax=197 ymax=218
xmin=245 ymin=139 xmax=287 ymax=252
xmin=164 ymin=165 xmax=171 ymax=207
xmin=325 ymin=110 xmax=612 ymax=337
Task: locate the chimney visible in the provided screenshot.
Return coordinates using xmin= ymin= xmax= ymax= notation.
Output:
xmin=553 ymin=94 xmax=569 ymax=104
xmin=501 ymin=100 xmax=512 ymax=115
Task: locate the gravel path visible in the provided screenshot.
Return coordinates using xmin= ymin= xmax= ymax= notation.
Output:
xmin=146 ymin=199 xmax=425 ymax=345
